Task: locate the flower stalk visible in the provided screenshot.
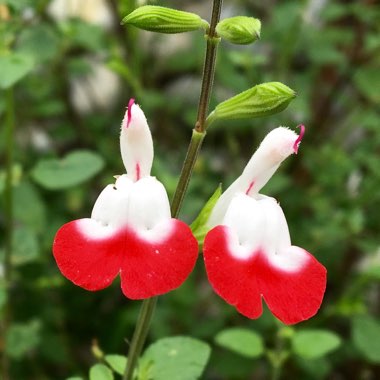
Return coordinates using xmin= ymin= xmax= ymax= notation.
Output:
xmin=123 ymin=1 xmax=223 ymax=379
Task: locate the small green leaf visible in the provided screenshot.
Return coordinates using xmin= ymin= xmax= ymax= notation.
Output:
xmin=65 ymin=377 xmax=84 ymax=380
xmin=292 ymin=329 xmax=341 ymax=359
xmin=191 ymin=185 xmax=222 ymax=245
xmin=89 ymin=364 xmax=114 ymax=380
xmin=141 ymin=336 xmax=211 ymax=380
xmin=352 ymin=315 xmax=380 ymax=363
xmin=31 ymin=150 xmax=104 ymax=190
xmin=122 ymin=6 xmax=209 ymax=34
xmin=0 ymin=53 xmax=35 ymax=89
xmin=216 ymin=16 xmax=261 ymax=45
xmin=5 ymin=320 xmax=41 ymax=359
xmin=105 ymin=354 xmax=127 ymax=375
xmin=215 ymin=328 xmax=264 ymax=358
xmin=207 ymin=82 xmax=296 ymax=125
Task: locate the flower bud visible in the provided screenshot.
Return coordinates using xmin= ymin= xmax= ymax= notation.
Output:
xmin=121 ymin=5 xmax=209 ymax=34
xmin=216 ymin=16 xmax=261 ymax=45
xmin=208 ymin=82 xmax=296 ymax=124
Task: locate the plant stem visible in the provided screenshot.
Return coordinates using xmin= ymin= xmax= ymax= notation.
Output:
xmin=170 ymin=130 xmax=205 ymax=218
xmin=195 ymin=0 xmax=222 ymax=133
xmin=1 ymin=88 xmax=15 ymax=380
xmin=123 ymin=298 xmax=157 ymax=380
xmin=171 ymin=0 xmax=222 ymax=215
xmin=123 ymin=1 xmax=223 ymax=379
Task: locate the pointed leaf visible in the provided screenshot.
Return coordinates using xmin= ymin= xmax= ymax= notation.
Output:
xmin=191 ymin=185 xmax=222 ymax=244
xmin=0 ymin=53 xmax=34 ymax=89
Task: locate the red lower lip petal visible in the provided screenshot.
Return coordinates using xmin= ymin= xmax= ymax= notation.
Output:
xmin=203 ymin=225 xmax=326 ymax=324
xmin=53 ymin=218 xmax=199 ymax=298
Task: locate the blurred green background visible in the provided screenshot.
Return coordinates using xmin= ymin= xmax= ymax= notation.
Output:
xmin=1 ymin=0 xmax=380 ymax=379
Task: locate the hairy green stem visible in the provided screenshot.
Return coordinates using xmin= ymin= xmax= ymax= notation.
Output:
xmin=123 ymin=1 xmax=223 ymax=379
xmin=1 ymin=88 xmax=15 ymax=380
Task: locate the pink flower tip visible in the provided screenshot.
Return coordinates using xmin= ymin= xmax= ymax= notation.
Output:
xmin=126 ymin=98 xmax=135 ymax=128
xmin=293 ymin=124 xmax=305 ymax=154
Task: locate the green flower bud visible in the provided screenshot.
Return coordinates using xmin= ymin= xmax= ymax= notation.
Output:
xmin=216 ymin=16 xmax=261 ymax=45
xmin=207 ymin=82 xmax=296 ymax=124
xmin=121 ymin=5 xmax=209 ymax=34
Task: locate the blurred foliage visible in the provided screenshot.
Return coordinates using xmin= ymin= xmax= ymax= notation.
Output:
xmin=1 ymin=0 xmax=380 ymax=379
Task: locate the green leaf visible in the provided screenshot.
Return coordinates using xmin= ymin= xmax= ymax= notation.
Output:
xmin=208 ymin=82 xmax=296 ymax=125
xmin=215 ymin=328 xmax=264 ymax=358
xmin=89 ymin=364 xmax=114 ymax=380
xmin=292 ymin=329 xmax=341 ymax=359
xmin=5 ymin=320 xmax=41 ymax=359
xmin=140 ymin=336 xmax=211 ymax=380
xmin=0 ymin=53 xmax=34 ymax=89
xmin=65 ymin=377 xmax=84 ymax=380
xmin=216 ymin=16 xmax=261 ymax=45
xmin=105 ymin=355 xmax=127 ymax=375
xmin=13 ymin=180 xmax=46 ymax=233
xmin=191 ymin=185 xmax=222 ymax=245
xmin=12 ymin=226 xmax=39 ymax=265
xmin=31 ymin=150 xmax=104 ymax=190
xmin=122 ymin=6 xmax=209 ymax=34
xmin=352 ymin=315 xmax=380 ymax=363
xmin=17 ymin=24 xmax=60 ymax=63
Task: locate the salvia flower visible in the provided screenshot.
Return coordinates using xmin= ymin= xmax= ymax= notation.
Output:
xmin=53 ymin=99 xmax=198 ymax=299
xmin=203 ymin=126 xmax=327 ymax=324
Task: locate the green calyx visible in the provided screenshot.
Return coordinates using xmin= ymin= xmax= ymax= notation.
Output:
xmin=207 ymin=82 xmax=296 ymax=125
xmin=216 ymin=16 xmax=261 ymax=45
xmin=121 ymin=5 xmax=209 ymax=34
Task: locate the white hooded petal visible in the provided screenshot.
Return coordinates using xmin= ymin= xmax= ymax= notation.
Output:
xmin=91 ymin=175 xmax=134 ymax=227
xmin=208 ymin=126 xmax=303 ymax=226
xmin=120 ymin=99 xmax=154 ymax=181
xmin=239 ymin=127 xmax=300 ymax=196
xmin=127 ymin=176 xmax=172 ymax=241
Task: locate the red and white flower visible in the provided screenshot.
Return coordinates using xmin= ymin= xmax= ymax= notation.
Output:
xmin=53 ymin=99 xmax=198 ymax=299
xmin=203 ymin=126 xmax=327 ymax=324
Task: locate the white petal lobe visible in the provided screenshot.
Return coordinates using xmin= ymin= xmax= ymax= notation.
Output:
xmin=91 ymin=184 xmax=131 ymax=227
xmin=127 ymin=177 xmax=171 ymax=231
